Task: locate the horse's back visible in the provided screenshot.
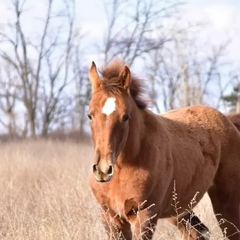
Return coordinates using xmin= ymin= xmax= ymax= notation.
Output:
xmin=161 ymin=105 xmax=240 ymax=164
xmin=161 ymin=105 xmax=226 ymax=131
xmin=162 ymin=105 xmax=240 ymax=145
xmin=159 ymin=105 xmax=231 ymax=155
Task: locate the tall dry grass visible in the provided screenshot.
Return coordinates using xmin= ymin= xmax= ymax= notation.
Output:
xmin=0 ymin=140 xmax=224 ymax=239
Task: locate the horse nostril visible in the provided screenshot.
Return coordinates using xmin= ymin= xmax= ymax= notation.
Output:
xmin=108 ymin=165 xmax=113 ymax=175
xmin=93 ymin=164 xmax=98 ymax=173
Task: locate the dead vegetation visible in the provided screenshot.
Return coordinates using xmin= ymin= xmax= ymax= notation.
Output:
xmin=0 ymin=140 xmax=226 ymax=239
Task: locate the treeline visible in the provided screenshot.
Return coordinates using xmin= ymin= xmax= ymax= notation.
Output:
xmin=0 ymin=0 xmax=239 ymax=138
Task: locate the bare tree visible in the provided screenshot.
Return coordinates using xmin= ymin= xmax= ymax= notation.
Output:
xmin=0 ymin=64 xmax=19 ymax=137
xmin=146 ymin=27 xmax=231 ymax=112
xmin=101 ymin=0 xmax=181 ymax=66
xmin=221 ymin=75 xmax=240 ymax=113
xmin=100 ymin=0 xmax=235 ymax=114
xmin=72 ymin=42 xmax=91 ymax=135
xmin=0 ymin=0 xmax=79 ymax=137
xmin=38 ymin=0 xmax=77 ymax=136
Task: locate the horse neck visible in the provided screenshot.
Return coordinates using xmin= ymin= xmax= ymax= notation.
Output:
xmin=118 ymin=104 xmax=165 ymax=166
xmin=119 ymin=102 xmax=149 ymax=162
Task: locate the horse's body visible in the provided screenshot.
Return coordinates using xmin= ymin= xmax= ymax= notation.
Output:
xmin=88 ymin=60 xmax=240 ymax=240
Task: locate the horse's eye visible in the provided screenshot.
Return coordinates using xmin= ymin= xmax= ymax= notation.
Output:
xmin=87 ymin=114 xmax=92 ymax=120
xmin=122 ymin=114 xmax=129 ymax=122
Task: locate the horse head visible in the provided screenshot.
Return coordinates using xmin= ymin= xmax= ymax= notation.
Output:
xmin=88 ymin=61 xmax=132 ymax=182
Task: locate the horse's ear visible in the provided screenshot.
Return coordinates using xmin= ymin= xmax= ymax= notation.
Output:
xmin=119 ymin=65 xmax=131 ymax=92
xmin=89 ymin=61 xmax=101 ymax=93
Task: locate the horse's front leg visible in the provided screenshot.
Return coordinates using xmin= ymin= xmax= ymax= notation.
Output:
xmin=167 ymin=211 xmax=210 ymax=240
xmin=101 ymin=210 xmax=132 ymax=240
xmin=129 ymin=206 xmax=158 ymax=240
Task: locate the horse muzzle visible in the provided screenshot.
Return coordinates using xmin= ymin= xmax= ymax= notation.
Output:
xmin=92 ymin=152 xmax=114 ymax=182
xmin=93 ymin=163 xmax=114 ymax=182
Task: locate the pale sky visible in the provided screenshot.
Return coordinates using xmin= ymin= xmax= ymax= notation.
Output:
xmin=78 ymin=0 xmax=240 ymax=63
xmin=0 ymin=0 xmax=240 ymax=63
xmin=0 ymin=0 xmax=239 ymax=131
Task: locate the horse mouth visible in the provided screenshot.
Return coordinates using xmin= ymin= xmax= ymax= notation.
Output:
xmin=94 ymin=173 xmax=113 ymax=182
xmin=95 ymin=175 xmax=112 ymax=182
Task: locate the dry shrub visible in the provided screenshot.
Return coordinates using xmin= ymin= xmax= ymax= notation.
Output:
xmin=0 ymin=140 xmax=104 ymax=240
xmin=0 ymin=140 xmax=226 ymax=239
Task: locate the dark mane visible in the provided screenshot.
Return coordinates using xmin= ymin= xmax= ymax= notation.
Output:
xmin=100 ymin=60 xmax=147 ymax=109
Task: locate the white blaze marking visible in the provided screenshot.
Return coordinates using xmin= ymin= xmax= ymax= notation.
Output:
xmin=102 ymin=97 xmax=116 ymax=116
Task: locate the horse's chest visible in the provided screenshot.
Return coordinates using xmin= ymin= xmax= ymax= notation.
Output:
xmin=104 ymin=187 xmax=141 ymax=219
xmin=108 ymin=174 xmax=150 ymax=214
xmin=91 ymin=168 xmax=152 ymax=218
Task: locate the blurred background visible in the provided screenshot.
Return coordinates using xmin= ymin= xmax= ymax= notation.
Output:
xmin=0 ymin=0 xmax=239 ymax=139
xmin=0 ymin=1 xmax=238 ymax=239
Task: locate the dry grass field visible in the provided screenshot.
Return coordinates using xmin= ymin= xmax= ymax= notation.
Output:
xmin=0 ymin=140 xmax=226 ymax=239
